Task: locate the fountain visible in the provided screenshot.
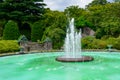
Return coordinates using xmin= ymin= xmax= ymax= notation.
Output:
xmin=56 ymin=18 xmax=93 ymax=62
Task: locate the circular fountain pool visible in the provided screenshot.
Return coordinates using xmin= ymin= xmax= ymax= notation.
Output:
xmin=0 ymin=52 xmax=120 ymax=80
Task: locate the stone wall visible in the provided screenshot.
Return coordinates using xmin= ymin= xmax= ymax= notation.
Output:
xmin=20 ymin=41 xmax=52 ymax=52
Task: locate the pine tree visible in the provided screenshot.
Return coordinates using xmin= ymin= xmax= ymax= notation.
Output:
xmin=0 ymin=0 xmax=46 ymax=22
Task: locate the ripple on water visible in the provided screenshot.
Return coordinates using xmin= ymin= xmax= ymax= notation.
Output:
xmin=114 ymin=65 xmax=119 ymax=69
xmin=46 ymin=68 xmax=51 ymax=71
xmin=35 ymin=66 xmax=39 ymax=69
xmin=17 ymin=62 xmax=24 ymax=65
xmin=28 ymin=68 xmax=33 ymax=71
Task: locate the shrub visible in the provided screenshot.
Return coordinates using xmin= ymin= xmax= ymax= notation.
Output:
xmin=82 ymin=36 xmax=95 ymax=49
xmin=3 ymin=20 xmax=20 ymax=40
xmin=82 ymin=36 xmax=120 ymax=50
xmin=82 ymin=36 xmax=107 ymax=49
xmin=113 ymin=36 xmax=120 ymax=50
xmin=31 ymin=21 xmax=44 ymax=42
xmin=91 ymin=39 xmax=106 ymax=49
xmin=0 ymin=40 xmax=20 ymax=53
xmin=106 ymin=37 xmax=120 ymax=50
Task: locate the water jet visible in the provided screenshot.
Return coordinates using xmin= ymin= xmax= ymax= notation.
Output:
xmin=56 ymin=18 xmax=93 ymax=62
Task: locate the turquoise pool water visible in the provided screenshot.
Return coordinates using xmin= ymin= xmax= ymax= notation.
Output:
xmin=0 ymin=52 xmax=120 ymax=80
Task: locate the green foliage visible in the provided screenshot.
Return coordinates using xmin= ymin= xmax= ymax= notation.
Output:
xmin=82 ymin=36 xmax=107 ymax=49
xmin=75 ymin=16 xmax=93 ymax=29
xmin=3 ymin=20 xmax=20 ymax=40
xmin=64 ymin=6 xmax=85 ymax=18
xmin=82 ymin=36 xmax=120 ymax=50
xmin=113 ymin=37 xmax=120 ymax=50
xmin=41 ymin=11 xmax=67 ymax=49
xmin=95 ymin=28 xmax=106 ymax=39
xmin=0 ymin=0 xmax=46 ymax=22
xmin=0 ymin=40 xmax=19 ymax=53
xmin=87 ymin=0 xmax=108 ymax=7
xmin=0 ymin=19 xmax=6 ymax=37
xmin=42 ymin=25 xmax=65 ymax=49
xmin=82 ymin=36 xmax=95 ymax=49
xmin=31 ymin=20 xmax=44 ymax=42
xmin=87 ymin=2 xmax=120 ymax=38
xmin=106 ymin=37 xmax=120 ymax=50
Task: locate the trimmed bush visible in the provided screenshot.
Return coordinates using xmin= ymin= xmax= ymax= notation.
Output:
xmin=0 ymin=40 xmax=20 ymax=53
xmin=31 ymin=21 xmax=44 ymax=42
xmin=3 ymin=20 xmax=20 ymax=40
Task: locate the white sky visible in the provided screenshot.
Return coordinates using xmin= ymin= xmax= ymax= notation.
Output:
xmin=44 ymin=0 xmax=113 ymax=11
xmin=44 ymin=0 xmax=93 ymax=11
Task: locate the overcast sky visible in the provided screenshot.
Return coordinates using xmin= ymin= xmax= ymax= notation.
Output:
xmin=44 ymin=0 xmax=113 ymax=11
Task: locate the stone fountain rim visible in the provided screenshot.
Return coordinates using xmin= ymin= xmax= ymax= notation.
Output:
xmin=56 ymin=56 xmax=94 ymax=62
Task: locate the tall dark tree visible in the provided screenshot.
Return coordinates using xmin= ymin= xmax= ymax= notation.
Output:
xmin=0 ymin=0 xmax=3 ymax=2
xmin=0 ymin=0 xmax=46 ymax=22
xmin=0 ymin=19 xmax=6 ymax=37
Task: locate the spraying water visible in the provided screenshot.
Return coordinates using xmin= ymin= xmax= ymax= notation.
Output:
xmin=56 ymin=18 xmax=93 ymax=62
xmin=64 ymin=18 xmax=82 ymax=58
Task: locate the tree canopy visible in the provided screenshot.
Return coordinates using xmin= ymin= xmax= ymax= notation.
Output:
xmin=87 ymin=0 xmax=108 ymax=7
xmin=0 ymin=0 xmax=46 ymax=22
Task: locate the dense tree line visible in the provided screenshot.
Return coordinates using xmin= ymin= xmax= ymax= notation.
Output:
xmin=87 ymin=0 xmax=120 ymax=38
xmin=0 ymin=0 xmax=120 ymax=49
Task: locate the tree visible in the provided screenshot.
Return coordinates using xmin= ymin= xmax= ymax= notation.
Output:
xmin=87 ymin=5 xmax=105 ymax=31
xmin=0 ymin=0 xmax=46 ymax=22
xmin=87 ymin=2 xmax=120 ymax=38
xmin=42 ymin=10 xmax=67 ymax=49
xmin=42 ymin=26 xmax=65 ymax=49
xmin=64 ymin=6 xmax=85 ymax=19
xmin=0 ymin=0 xmax=46 ymax=40
xmin=64 ymin=6 xmax=94 ymax=30
xmin=3 ymin=20 xmax=20 ymax=40
xmin=87 ymin=0 xmax=108 ymax=7
xmin=75 ymin=16 xmax=94 ymax=30
xmin=31 ymin=20 xmax=45 ymax=42
xmin=0 ymin=19 xmax=6 ymax=37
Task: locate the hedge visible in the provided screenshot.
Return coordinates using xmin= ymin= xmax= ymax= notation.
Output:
xmin=82 ymin=36 xmax=120 ymax=50
xmin=0 ymin=40 xmax=20 ymax=53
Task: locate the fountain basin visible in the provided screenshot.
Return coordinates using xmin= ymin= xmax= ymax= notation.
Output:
xmin=56 ymin=56 xmax=94 ymax=62
xmin=0 ymin=52 xmax=120 ymax=80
